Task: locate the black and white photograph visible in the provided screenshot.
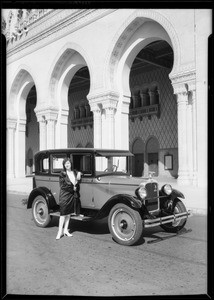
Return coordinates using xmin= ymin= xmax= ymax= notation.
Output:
xmin=1 ymin=4 xmax=213 ymax=298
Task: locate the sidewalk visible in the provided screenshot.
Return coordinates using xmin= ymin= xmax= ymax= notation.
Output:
xmin=7 ymin=176 xmax=207 ymax=215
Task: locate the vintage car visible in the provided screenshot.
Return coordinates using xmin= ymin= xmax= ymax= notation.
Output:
xmin=27 ymin=148 xmax=191 ymax=246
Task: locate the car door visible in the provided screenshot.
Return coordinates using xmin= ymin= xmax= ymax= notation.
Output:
xmin=48 ymin=153 xmax=67 ymax=204
xmin=72 ymin=153 xmax=95 ymax=208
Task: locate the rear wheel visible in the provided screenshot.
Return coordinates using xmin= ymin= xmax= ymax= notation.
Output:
xmin=160 ymin=199 xmax=187 ymax=233
xmin=108 ymin=203 xmax=143 ymax=246
xmin=32 ymin=196 xmax=51 ymax=227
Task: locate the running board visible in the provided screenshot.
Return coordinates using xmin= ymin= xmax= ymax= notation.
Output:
xmin=50 ymin=211 xmax=91 ymax=221
xmin=147 ymin=228 xmax=192 ymax=244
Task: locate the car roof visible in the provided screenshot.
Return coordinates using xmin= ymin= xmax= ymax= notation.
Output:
xmin=34 ymin=148 xmax=134 ymax=157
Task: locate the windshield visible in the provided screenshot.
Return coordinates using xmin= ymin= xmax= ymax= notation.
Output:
xmin=95 ymin=156 xmax=129 ymax=176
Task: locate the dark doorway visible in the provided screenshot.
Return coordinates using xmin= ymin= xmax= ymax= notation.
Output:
xmin=148 ymin=153 xmax=158 ymax=176
xmin=133 ymin=153 xmax=144 ymax=177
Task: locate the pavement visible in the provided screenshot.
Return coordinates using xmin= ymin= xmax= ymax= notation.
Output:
xmin=7 ymin=176 xmax=207 ymax=215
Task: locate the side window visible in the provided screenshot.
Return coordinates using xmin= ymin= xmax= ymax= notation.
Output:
xmin=38 ymin=154 xmax=49 ymax=174
xmin=73 ymin=154 xmax=92 ymax=176
xmin=51 ymin=154 xmax=67 ymax=174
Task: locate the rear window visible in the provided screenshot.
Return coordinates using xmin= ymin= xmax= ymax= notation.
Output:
xmin=35 ymin=153 xmax=49 ymax=174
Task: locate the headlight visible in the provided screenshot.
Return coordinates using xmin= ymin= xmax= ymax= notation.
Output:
xmin=162 ymin=184 xmax=172 ymax=195
xmin=136 ymin=186 xmax=147 ymax=200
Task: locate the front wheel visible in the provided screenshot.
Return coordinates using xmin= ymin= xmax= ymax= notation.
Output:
xmin=32 ymin=196 xmax=51 ymax=227
xmin=108 ymin=203 xmax=143 ymax=246
xmin=160 ymin=199 xmax=187 ymax=233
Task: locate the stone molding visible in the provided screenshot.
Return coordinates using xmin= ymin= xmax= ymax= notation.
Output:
xmin=87 ymin=90 xmax=119 ymax=103
xmin=87 ymin=91 xmax=119 ymax=113
xmin=6 ymin=9 xmax=115 ymax=63
xmin=104 ymin=9 xmax=181 ymax=91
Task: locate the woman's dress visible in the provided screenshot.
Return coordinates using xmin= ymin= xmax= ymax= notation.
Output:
xmin=59 ymin=171 xmax=81 ymax=216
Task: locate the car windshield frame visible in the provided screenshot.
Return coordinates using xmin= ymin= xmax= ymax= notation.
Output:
xmin=94 ymin=153 xmax=132 ymax=177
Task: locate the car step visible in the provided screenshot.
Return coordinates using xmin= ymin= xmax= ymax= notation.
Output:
xmin=147 ymin=228 xmax=192 ymax=244
xmin=50 ymin=212 xmax=91 ymax=221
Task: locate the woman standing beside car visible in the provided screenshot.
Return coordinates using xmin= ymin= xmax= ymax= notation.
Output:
xmin=56 ymin=157 xmax=81 ymax=240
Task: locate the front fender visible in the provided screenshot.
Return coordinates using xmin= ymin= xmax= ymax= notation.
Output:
xmin=171 ymin=188 xmax=185 ymax=199
xmin=27 ymin=187 xmax=58 ymax=211
xmin=94 ymin=194 xmax=142 ymax=220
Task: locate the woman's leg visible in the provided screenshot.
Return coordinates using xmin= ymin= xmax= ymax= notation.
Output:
xmin=56 ymin=215 xmax=65 ymax=240
xmin=64 ymin=215 xmax=73 ymax=237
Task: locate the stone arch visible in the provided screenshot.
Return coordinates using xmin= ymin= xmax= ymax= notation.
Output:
xmin=104 ymin=9 xmax=180 ymax=93
xmin=48 ymin=42 xmax=93 ymax=110
xmin=8 ymin=65 xmax=36 ymax=118
xmin=7 ymin=66 xmax=37 ymax=178
xmin=49 ymin=43 xmax=93 ymax=149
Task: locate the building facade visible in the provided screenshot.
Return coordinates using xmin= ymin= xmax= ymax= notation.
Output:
xmin=3 ymin=9 xmax=211 ymax=187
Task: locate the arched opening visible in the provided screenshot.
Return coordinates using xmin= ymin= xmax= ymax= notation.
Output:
xmin=128 ymin=40 xmax=176 ymax=178
xmin=68 ymin=66 xmax=93 ymax=148
xmin=25 ymin=85 xmax=39 ymax=175
xmin=108 ymin=16 xmax=179 ymax=179
xmin=115 ymin=24 xmax=176 ymax=178
xmin=50 ymin=48 xmax=93 ymax=149
xmin=8 ymin=69 xmax=38 ymax=178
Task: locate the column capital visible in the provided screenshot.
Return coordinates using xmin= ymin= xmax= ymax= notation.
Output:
xmin=90 ymin=103 xmax=102 ymax=114
xmin=87 ymin=90 xmax=119 ymax=103
xmin=35 ymin=105 xmax=59 ymax=121
xmin=172 ymin=83 xmax=188 ymax=96
xmin=102 ymin=100 xmax=118 ymax=112
xmin=45 ymin=111 xmax=58 ymax=122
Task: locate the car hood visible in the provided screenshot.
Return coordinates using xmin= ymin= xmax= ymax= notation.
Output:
xmin=95 ymin=174 xmax=156 ymax=197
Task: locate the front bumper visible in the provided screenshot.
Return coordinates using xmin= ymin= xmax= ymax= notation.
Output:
xmin=143 ymin=210 xmax=192 ymax=228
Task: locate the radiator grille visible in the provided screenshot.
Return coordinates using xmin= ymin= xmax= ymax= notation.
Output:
xmin=145 ymin=182 xmax=159 ymax=211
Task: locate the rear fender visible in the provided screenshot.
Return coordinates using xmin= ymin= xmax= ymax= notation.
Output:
xmin=27 ymin=187 xmax=57 ymax=211
xmin=94 ymin=194 xmax=142 ymax=220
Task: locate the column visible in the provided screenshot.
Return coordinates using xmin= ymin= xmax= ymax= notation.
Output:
xmin=149 ymin=91 xmax=156 ymax=105
xmin=116 ymin=95 xmax=130 ymax=150
xmin=59 ymin=109 xmax=69 ymax=148
xmin=36 ymin=114 xmax=47 ymax=150
xmin=103 ymin=102 xmax=117 ymax=149
xmin=175 ymin=85 xmax=190 ymax=185
xmin=186 ymin=95 xmax=194 ymax=184
xmin=46 ymin=111 xmax=58 ymax=149
xmin=140 ymin=91 xmax=149 ymax=107
xmin=7 ymin=118 xmax=17 ymax=178
xmin=90 ymin=103 xmax=102 ymax=148
xmin=15 ymin=119 xmax=27 ymax=177
xmin=190 ymin=87 xmax=198 ymax=186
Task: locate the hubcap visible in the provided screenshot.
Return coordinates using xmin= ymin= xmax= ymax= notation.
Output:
xmin=34 ymin=200 xmax=48 ymax=224
xmin=111 ymin=209 xmax=136 ymax=241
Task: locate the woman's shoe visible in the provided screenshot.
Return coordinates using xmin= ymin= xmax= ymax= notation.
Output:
xmin=56 ymin=232 xmax=63 ymax=240
xmin=64 ymin=231 xmax=73 ymax=237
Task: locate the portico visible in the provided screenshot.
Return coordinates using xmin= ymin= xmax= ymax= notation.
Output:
xmin=4 ymin=9 xmax=210 ymax=189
